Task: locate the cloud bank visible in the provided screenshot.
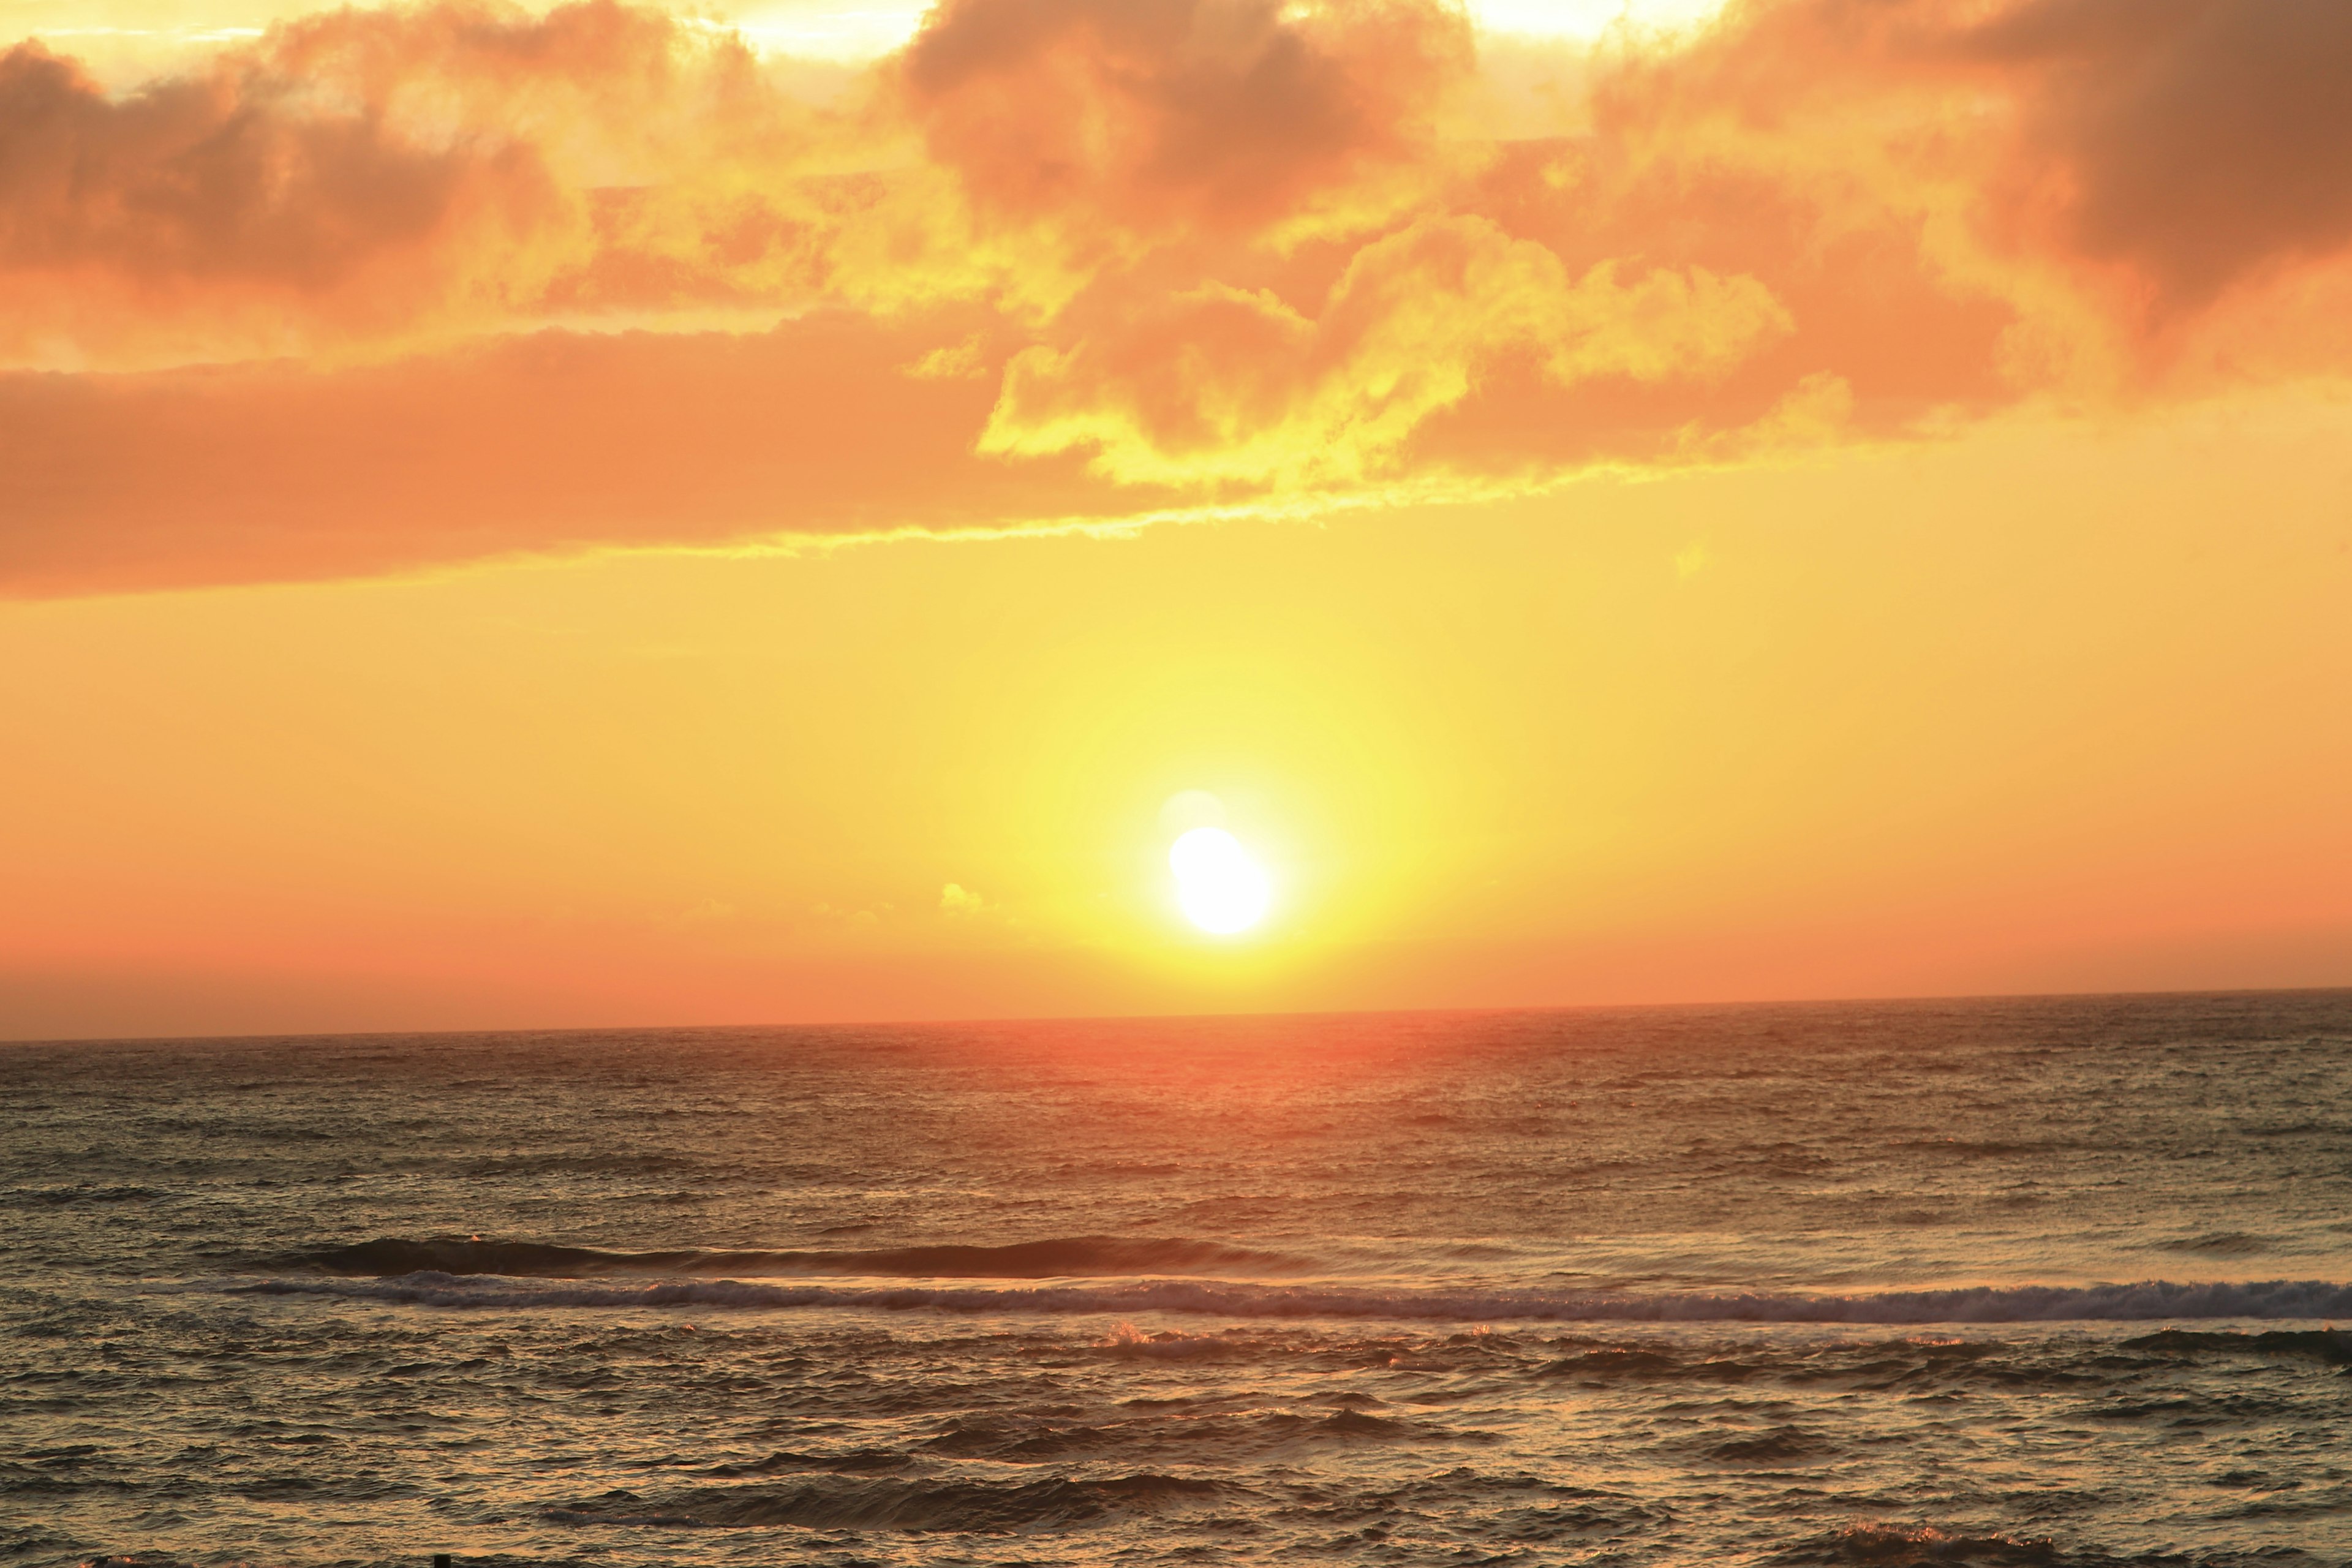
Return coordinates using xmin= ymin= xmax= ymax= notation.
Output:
xmin=7 ymin=0 xmax=2352 ymax=595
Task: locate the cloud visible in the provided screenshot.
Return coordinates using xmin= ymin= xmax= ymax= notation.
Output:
xmin=1967 ymin=0 xmax=2352 ymax=310
xmin=897 ymin=0 xmax=1469 ymax=241
xmin=1571 ymin=0 xmax=2352 ymax=350
xmin=0 ymin=310 xmax=1166 ymax=596
xmin=0 ymin=2 xmax=808 ymax=367
xmin=9 ymin=0 xmax=2352 ymax=596
xmin=980 ymin=214 xmax=1789 ymax=486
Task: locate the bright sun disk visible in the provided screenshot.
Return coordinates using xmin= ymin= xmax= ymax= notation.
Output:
xmin=1169 ymin=826 xmax=1272 ymax=935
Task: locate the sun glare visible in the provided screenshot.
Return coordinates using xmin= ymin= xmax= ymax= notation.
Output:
xmin=1469 ymin=0 xmax=1728 ymax=39
xmin=1169 ymin=826 xmax=1272 ymax=936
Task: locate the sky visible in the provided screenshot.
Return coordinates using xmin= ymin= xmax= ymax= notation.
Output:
xmin=2 ymin=0 xmax=2348 ymax=1038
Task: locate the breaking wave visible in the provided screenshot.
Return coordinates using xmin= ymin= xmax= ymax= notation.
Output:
xmin=233 ymin=1272 xmax=2352 ymax=1324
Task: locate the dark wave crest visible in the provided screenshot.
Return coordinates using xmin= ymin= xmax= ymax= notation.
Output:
xmin=235 ymin=1272 xmax=2352 ymax=1324
xmin=544 ymin=1474 xmax=1226 ymax=1532
xmin=284 ymin=1235 xmax=1311 ymax=1280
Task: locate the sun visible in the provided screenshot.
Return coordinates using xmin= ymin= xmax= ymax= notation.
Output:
xmin=1169 ymin=826 xmax=1272 ymax=936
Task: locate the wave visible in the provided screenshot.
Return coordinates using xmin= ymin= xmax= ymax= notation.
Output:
xmin=0 ymin=1184 xmax=170 ymax=1207
xmin=231 ymin=1272 xmax=2352 ymax=1324
xmin=545 ymin=1474 xmax=1226 ymax=1532
xmin=284 ymin=1235 xmax=1310 ymax=1280
xmin=2123 ymin=1327 xmax=2352 ymax=1364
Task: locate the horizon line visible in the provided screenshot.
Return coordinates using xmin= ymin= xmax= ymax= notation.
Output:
xmin=10 ymin=981 xmax=2348 ymax=1049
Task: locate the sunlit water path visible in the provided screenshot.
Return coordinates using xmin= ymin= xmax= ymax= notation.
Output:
xmin=6 ymin=993 xmax=2351 ymax=1565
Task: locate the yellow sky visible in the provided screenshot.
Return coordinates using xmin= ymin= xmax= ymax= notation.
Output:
xmin=7 ymin=390 xmax=2348 ymax=1036
xmin=2 ymin=0 xmax=2349 ymax=1036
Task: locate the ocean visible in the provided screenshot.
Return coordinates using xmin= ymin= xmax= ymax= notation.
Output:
xmin=5 ymin=992 xmax=2350 ymax=1566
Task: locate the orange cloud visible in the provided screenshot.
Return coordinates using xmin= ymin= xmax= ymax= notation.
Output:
xmin=0 ymin=311 xmax=1169 ymax=597
xmin=9 ymin=0 xmax=2352 ymax=597
xmin=1966 ymin=0 xmax=2352 ymax=311
xmin=981 ymin=214 xmax=1789 ymax=486
xmin=0 ymin=2 xmax=799 ymax=367
xmin=1569 ymin=0 xmax=2352 ymax=365
xmin=898 ymin=0 xmax=1468 ymax=240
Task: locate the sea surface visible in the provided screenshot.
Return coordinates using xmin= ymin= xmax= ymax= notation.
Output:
xmin=6 ymin=992 xmax=2352 ymax=1567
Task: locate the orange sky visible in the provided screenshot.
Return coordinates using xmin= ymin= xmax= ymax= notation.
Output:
xmin=2 ymin=0 xmax=2349 ymax=1038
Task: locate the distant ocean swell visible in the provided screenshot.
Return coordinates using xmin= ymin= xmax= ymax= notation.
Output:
xmin=282 ymin=1235 xmax=1315 ymax=1279
xmin=543 ymin=1474 xmax=1228 ymax=1532
xmin=232 ymin=1270 xmax=2352 ymax=1324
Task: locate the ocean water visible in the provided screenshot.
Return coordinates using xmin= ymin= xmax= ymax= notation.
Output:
xmin=6 ymin=992 xmax=2352 ymax=1567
